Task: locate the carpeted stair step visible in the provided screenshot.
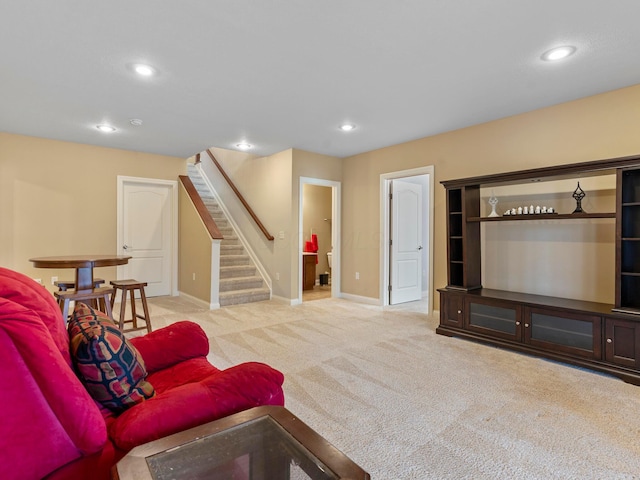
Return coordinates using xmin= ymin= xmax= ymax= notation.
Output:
xmin=221 ymin=234 xmax=240 ymax=246
xmin=220 ymin=255 xmax=251 ymax=267
xmin=221 ymin=244 xmax=245 ymax=255
xmin=220 ymin=265 xmax=256 ymax=279
xmin=202 ymin=202 xmax=222 ymax=210
xmin=219 ymin=275 xmax=264 ymax=292
xmin=209 ymin=216 xmax=228 ymax=227
xmin=219 ymin=287 xmax=270 ymax=307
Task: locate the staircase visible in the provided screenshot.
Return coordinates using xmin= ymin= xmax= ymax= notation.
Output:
xmin=187 ymin=164 xmax=270 ymax=306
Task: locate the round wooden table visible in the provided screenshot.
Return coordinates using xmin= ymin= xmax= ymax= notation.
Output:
xmin=29 ymin=255 xmax=132 ymax=292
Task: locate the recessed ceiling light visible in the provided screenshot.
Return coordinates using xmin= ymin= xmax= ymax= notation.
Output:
xmin=236 ymin=142 xmax=252 ymax=150
xmin=541 ymin=46 xmax=576 ymax=61
xmin=129 ymin=118 xmax=143 ymax=126
xmin=133 ymin=64 xmax=156 ymax=76
xmin=96 ymin=124 xmax=116 ymax=133
xmin=339 ymin=123 xmax=356 ymax=131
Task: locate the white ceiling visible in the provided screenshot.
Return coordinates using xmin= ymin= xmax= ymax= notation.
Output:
xmin=2 ymin=1 xmax=640 ymax=159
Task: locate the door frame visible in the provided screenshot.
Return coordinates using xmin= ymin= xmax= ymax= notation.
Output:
xmin=298 ymin=177 xmax=341 ymax=303
xmin=116 ymin=176 xmax=179 ymax=296
xmin=380 ymin=166 xmax=434 ymax=313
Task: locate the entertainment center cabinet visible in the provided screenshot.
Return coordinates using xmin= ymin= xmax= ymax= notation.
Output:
xmin=437 ymin=155 xmax=640 ymax=385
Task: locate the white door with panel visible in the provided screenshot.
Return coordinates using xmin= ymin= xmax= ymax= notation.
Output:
xmin=390 ymin=180 xmax=422 ymax=304
xmin=118 ymin=179 xmax=175 ymax=297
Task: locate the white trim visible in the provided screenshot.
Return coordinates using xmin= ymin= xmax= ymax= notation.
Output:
xmin=116 ymin=176 xmax=179 ymax=296
xmin=210 ymin=239 xmax=221 ymax=309
xmin=271 ymin=294 xmax=301 ymax=305
xmin=299 ymin=177 xmax=341 ymax=304
xmin=340 ymin=292 xmax=380 ymax=305
xmin=194 ymin=163 xmax=272 ymax=295
xmin=380 ymin=166 xmax=435 ymax=315
xmin=178 ymin=291 xmax=217 ymax=310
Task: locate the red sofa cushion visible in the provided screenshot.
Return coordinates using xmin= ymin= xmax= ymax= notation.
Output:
xmin=0 ymin=267 xmax=71 ymax=365
xmin=0 ymin=295 xmax=107 ymax=480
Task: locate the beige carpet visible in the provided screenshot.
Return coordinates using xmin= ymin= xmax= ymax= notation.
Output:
xmin=135 ymin=296 xmax=640 ymax=479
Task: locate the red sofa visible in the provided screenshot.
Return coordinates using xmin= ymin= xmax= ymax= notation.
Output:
xmin=0 ymin=267 xmax=285 ymax=480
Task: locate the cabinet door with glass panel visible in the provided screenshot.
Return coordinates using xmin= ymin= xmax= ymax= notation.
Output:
xmin=524 ymin=307 xmax=602 ymax=360
xmin=465 ymin=297 xmax=523 ymax=342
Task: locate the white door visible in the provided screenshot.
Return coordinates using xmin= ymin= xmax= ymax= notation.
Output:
xmin=390 ymin=180 xmax=422 ymax=304
xmin=118 ymin=178 xmax=175 ymax=297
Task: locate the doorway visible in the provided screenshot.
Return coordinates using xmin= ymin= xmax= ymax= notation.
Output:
xmin=299 ymin=177 xmax=341 ymax=303
xmin=117 ymin=176 xmax=178 ymax=297
xmin=380 ymin=166 xmax=434 ymax=312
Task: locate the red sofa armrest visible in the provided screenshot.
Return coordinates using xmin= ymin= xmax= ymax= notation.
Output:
xmin=108 ymin=362 xmax=285 ymax=451
xmin=129 ymin=321 xmax=209 ymax=373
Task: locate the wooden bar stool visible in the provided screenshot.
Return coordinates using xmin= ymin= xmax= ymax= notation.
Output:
xmin=109 ymin=279 xmax=152 ymax=333
xmin=54 ymin=287 xmax=115 ymax=323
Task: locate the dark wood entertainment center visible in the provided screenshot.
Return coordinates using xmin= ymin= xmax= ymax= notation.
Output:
xmin=437 ymin=154 xmax=640 ymax=385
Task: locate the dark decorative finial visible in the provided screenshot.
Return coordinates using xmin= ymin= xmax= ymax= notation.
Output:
xmin=572 ymin=182 xmax=586 ymax=214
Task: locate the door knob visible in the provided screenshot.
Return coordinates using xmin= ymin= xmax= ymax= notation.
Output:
xmin=123 ymin=245 xmax=129 ymax=250
xmin=418 ymin=246 xmax=423 ymax=250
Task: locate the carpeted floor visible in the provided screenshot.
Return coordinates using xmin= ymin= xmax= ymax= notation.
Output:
xmin=134 ymin=296 xmax=640 ymax=479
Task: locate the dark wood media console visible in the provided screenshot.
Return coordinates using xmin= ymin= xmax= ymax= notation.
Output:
xmin=438 ymin=155 xmax=640 ymax=385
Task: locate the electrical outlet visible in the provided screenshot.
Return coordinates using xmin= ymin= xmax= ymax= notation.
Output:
xmin=276 ymin=272 xmax=280 ymax=280
xmin=192 ymin=273 xmax=196 ymax=280
xmin=51 ymin=276 xmax=58 ymax=285
xmin=355 ymin=272 xmax=360 ymax=280
xmin=34 ymin=278 xmax=42 ymax=284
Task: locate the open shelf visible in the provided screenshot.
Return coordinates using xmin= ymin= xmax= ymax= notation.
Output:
xmin=468 ymin=212 xmax=615 ymax=222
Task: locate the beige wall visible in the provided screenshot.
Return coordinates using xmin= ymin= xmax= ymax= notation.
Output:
xmin=178 ymin=184 xmax=212 ymax=302
xmin=0 ymin=132 xmax=186 ymax=290
xmin=341 ymin=83 xmax=640 ymax=307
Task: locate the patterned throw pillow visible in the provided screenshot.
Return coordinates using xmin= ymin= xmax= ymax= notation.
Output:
xmin=68 ymin=302 xmax=155 ymax=413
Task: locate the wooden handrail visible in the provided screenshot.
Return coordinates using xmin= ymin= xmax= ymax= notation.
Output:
xmin=205 ymin=149 xmax=275 ymax=241
xmin=179 ymin=175 xmax=224 ymax=240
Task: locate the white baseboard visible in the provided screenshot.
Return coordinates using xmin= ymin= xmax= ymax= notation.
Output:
xmin=178 ymin=291 xmax=218 ymax=310
xmin=339 ymin=292 xmax=381 ymax=305
xmin=271 ymin=295 xmax=300 ymax=306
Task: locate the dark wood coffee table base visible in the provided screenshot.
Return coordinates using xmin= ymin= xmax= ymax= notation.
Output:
xmin=112 ymin=406 xmax=369 ymax=480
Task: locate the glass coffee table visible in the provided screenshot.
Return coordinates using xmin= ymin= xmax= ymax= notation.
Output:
xmin=112 ymin=406 xmax=369 ymax=480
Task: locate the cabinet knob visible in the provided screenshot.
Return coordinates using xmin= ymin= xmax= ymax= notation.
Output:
xmin=525 ymin=323 xmax=529 ymax=328
xmin=457 ymin=310 xmax=461 ymax=314
xmin=607 ymin=338 xmax=612 ymax=343
xmin=515 ymin=321 xmax=520 ymax=326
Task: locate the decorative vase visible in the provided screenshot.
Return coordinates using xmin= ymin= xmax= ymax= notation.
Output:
xmin=488 ymin=191 xmax=499 ymax=217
